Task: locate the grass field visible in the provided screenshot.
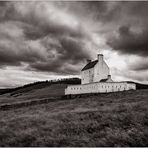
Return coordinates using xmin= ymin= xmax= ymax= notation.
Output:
xmin=0 ymin=84 xmax=67 ymax=105
xmin=0 ymin=89 xmax=148 ymax=146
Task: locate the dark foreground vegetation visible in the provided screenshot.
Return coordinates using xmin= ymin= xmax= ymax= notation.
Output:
xmin=0 ymin=89 xmax=148 ymax=146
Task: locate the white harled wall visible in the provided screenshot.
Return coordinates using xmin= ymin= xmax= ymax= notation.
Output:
xmin=65 ymin=54 xmax=136 ymax=95
xmin=93 ymin=58 xmax=110 ymax=82
xmin=81 ymin=68 xmax=94 ymax=84
xmin=65 ymin=82 xmax=136 ymax=95
xmin=81 ymin=54 xmax=110 ymax=84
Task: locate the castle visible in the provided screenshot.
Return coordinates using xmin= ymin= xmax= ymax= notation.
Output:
xmin=65 ymin=54 xmax=136 ymax=95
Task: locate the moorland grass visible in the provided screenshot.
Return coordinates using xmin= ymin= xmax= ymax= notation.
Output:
xmin=0 ymin=90 xmax=148 ymax=146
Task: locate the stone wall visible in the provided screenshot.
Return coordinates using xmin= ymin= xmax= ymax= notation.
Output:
xmin=81 ymin=54 xmax=110 ymax=85
xmin=93 ymin=57 xmax=110 ymax=82
xmin=81 ymin=68 xmax=94 ymax=84
xmin=65 ymin=82 xmax=136 ymax=95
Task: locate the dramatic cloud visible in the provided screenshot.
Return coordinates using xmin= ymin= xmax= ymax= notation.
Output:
xmin=0 ymin=1 xmax=96 ymax=75
xmin=106 ymin=2 xmax=148 ymax=56
xmin=128 ymin=57 xmax=148 ymax=71
xmin=107 ymin=25 xmax=148 ymax=57
xmin=0 ymin=1 xmax=148 ymax=87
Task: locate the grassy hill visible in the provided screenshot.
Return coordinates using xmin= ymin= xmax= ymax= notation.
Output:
xmin=0 ymin=89 xmax=148 ymax=146
xmin=0 ymin=78 xmax=148 ymax=96
xmin=0 ymin=78 xmax=147 ymax=106
xmin=0 ymin=78 xmax=81 ymax=95
xmin=0 ymin=78 xmax=148 ymax=146
xmin=0 ymin=78 xmax=80 ymax=105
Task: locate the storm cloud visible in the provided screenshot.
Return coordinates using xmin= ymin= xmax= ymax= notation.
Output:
xmin=107 ymin=25 xmax=148 ymax=57
xmin=106 ymin=2 xmax=148 ymax=57
xmin=0 ymin=1 xmax=148 ymax=87
xmin=0 ymin=1 xmax=96 ymax=75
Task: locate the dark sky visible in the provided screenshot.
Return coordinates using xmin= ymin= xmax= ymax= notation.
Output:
xmin=0 ymin=1 xmax=148 ymax=88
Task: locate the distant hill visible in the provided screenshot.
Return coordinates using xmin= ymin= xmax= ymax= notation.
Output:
xmin=125 ymin=81 xmax=148 ymax=90
xmin=135 ymin=82 xmax=148 ymax=89
xmin=0 ymin=78 xmax=81 ymax=96
xmin=0 ymin=88 xmax=13 ymax=95
xmin=0 ymin=78 xmax=148 ymax=96
xmin=0 ymin=77 xmax=81 ymax=105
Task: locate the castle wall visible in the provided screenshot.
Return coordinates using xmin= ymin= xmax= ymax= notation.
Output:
xmin=81 ymin=68 xmax=94 ymax=84
xmin=93 ymin=60 xmax=110 ymax=82
xmin=81 ymin=54 xmax=110 ymax=84
xmin=65 ymin=82 xmax=136 ymax=95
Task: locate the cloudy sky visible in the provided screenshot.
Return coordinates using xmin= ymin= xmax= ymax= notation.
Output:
xmin=0 ymin=1 xmax=148 ymax=88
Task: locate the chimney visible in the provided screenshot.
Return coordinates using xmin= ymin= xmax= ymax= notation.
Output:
xmin=97 ymin=54 xmax=103 ymax=62
xmin=108 ymin=75 xmax=111 ymax=79
xmin=86 ymin=59 xmax=91 ymax=64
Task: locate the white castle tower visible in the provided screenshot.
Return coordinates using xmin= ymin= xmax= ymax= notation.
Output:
xmin=81 ymin=54 xmax=113 ymax=84
xmin=65 ymin=54 xmax=136 ymax=95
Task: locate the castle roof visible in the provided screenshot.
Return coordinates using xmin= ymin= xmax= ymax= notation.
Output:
xmin=81 ymin=60 xmax=98 ymax=71
xmin=99 ymin=78 xmax=108 ymax=82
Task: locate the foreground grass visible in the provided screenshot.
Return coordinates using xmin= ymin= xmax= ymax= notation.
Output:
xmin=0 ymin=90 xmax=148 ymax=146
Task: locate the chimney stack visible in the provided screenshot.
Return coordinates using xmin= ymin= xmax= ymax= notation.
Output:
xmin=97 ymin=54 xmax=103 ymax=62
xmin=86 ymin=59 xmax=91 ymax=64
xmin=108 ymin=75 xmax=111 ymax=79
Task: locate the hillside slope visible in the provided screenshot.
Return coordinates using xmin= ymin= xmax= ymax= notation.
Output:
xmin=0 ymin=78 xmax=81 ymax=96
xmin=0 ymin=78 xmax=80 ymax=105
xmin=0 ymin=84 xmax=67 ymax=105
xmin=0 ymin=78 xmax=148 ymax=106
xmin=0 ymin=89 xmax=148 ymax=146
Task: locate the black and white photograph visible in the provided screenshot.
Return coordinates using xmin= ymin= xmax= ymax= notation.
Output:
xmin=0 ymin=0 xmax=148 ymax=147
